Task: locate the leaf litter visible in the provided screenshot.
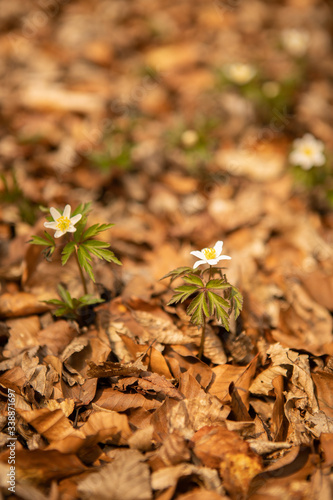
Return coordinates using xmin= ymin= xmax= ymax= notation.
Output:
xmin=1 ymin=0 xmax=333 ymax=499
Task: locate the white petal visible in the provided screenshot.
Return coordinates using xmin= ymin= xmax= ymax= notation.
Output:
xmin=193 ymin=260 xmax=206 ymax=269
xmin=191 ymin=250 xmax=206 ymax=260
xmin=70 ymin=214 xmax=82 ymax=225
xmin=50 ymin=207 xmax=62 ymax=221
xmin=44 ymin=221 xmax=57 ymax=229
xmin=54 ymin=230 xmax=65 ymax=238
xmin=63 ymin=204 xmax=71 ymax=219
xmin=217 ymin=255 xmax=232 ymax=261
xmin=207 ymin=258 xmax=219 ymax=265
xmin=214 ymin=240 xmax=223 ymax=256
xmin=67 ymin=226 xmax=77 ymax=233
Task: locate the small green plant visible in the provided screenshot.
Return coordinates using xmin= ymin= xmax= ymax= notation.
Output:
xmin=289 ymin=133 xmax=333 ymax=207
xmin=30 ymin=203 xmax=121 ymax=320
xmin=0 ymin=171 xmax=39 ymax=225
xmin=161 ymin=241 xmax=243 ymax=358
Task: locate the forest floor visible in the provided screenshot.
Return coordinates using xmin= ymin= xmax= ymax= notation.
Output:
xmin=1 ymin=1 xmax=333 ymax=499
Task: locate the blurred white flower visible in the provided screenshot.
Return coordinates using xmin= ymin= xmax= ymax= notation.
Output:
xmin=191 ymin=240 xmax=231 ymax=269
xmin=262 ymin=81 xmax=280 ymax=99
xmin=223 ymin=63 xmax=256 ymax=85
xmin=289 ymin=133 xmax=325 ymax=170
xmin=181 ymin=129 xmax=199 ymax=148
xmin=44 ymin=204 xmax=82 ymax=238
xmin=281 ymin=29 xmax=310 ymax=57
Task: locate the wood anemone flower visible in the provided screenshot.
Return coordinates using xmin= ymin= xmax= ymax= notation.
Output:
xmin=190 ymin=240 xmax=231 ymax=269
xmin=289 ymin=134 xmax=325 ymax=170
xmin=44 ymin=204 xmax=82 ymax=238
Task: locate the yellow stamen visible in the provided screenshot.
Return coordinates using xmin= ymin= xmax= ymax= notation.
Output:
xmin=303 ymin=147 xmax=313 ymax=157
xmin=56 ymin=216 xmax=71 ymax=232
xmin=203 ymin=247 xmax=216 ymax=260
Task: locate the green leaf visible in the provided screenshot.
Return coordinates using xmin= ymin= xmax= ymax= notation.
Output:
xmin=77 ymin=246 xmax=95 ymax=282
xmin=82 ymin=223 xmax=114 ymax=241
xmin=186 ymin=292 xmax=205 ymax=317
xmin=206 ymin=279 xmax=231 ymax=290
xmin=29 ymin=230 xmax=55 ymax=246
xmin=206 ymin=290 xmax=230 ymax=329
xmin=172 ymin=284 xmax=198 ymax=303
xmin=29 ymin=235 xmax=51 ymax=246
xmin=183 ymin=274 xmax=204 ymax=287
xmin=190 ymin=302 xmax=204 ymax=326
xmin=43 ymin=299 xmax=65 ymax=306
xmin=78 ymin=295 xmax=105 ymax=306
xmin=230 ymin=286 xmax=243 ymax=319
xmin=167 ymin=292 xmax=187 ymax=306
xmin=207 ymin=290 xmax=229 ymax=309
xmin=83 ymin=240 xmax=110 ymax=248
xmin=61 ymin=241 xmax=76 ymax=265
xmin=57 ymin=285 xmax=73 ymax=308
xmin=160 ymin=267 xmax=194 ymax=282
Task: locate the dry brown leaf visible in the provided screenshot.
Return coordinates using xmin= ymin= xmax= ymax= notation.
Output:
xmin=119 ymin=333 xmax=173 ymax=378
xmin=0 ymin=292 xmax=49 ymax=318
xmin=210 ymin=356 xmax=258 ymax=409
xmin=78 ymin=449 xmax=152 ymax=500
xmin=277 ymin=281 xmax=333 ymax=354
xmin=0 ymin=449 xmax=86 ymax=484
xmin=36 ymin=320 xmax=79 ymax=356
xmin=151 ymin=463 xmax=223 ymax=493
xmin=93 ymin=387 xmax=162 ymax=411
xmin=4 ymin=316 xmax=40 ymax=356
xmin=149 ymin=432 xmax=191 ymax=471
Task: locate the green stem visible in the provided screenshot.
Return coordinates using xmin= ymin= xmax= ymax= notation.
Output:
xmin=74 ymin=247 xmax=88 ymax=295
xmin=198 ymin=316 xmax=206 ymax=360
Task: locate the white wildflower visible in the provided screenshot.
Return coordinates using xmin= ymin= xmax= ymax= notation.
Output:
xmin=44 ymin=204 xmax=82 ymax=238
xmin=281 ymin=29 xmax=310 ymax=58
xmin=289 ymin=133 xmax=325 ymax=170
xmin=223 ymin=63 xmax=256 ymax=85
xmin=191 ymin=240 xmax=231 ymax=269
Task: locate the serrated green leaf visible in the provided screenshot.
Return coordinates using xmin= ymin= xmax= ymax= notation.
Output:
xmin=190 ymin=303 xmax=204 ymax=326
xmin=230 ymin=286 xmax=243 ymax=319
xmin=61 ymin=241 xmax=76 ymax=265
xmin=83 ymin=240 xmax=110 ymax=248
xmin=43 ymin=299 xmax=65 ymax=306
xmin=160 ymin=266 xmax=194 ymax=281
xmin=78 ymin=295 xmax=105 ymax=305
xmin=206 ymin=290 xmax=215 ymax=316
xmin=78 ymin=246 xmax=95 ymax=282
xmin=186 ymin=292 xmax=204 ymax=316
xmin=57 ymin=285 xmax=73 ymax=308
xmin=206 ymin=279 xmax=231 ymax=290
xmin=29 ymin=235 xmax=52 ymax=246
xmin=167 ymin=292 xmax=186 ymax=306
xmin=78 ymin=244 xmax=93 ymax=262
xmin=208 ymin=290 xmax=230 ymax=309
xmin=183 ymin=274 xmax=204 ymax=287
xmin=174 ymin=284 xmax=199 ymax=293
xmin=82 ymin=223 xmax=114 ymax=241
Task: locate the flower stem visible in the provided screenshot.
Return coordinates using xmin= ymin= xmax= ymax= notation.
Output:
xmin=198 ymin=316 xmax=206 ymax=359
xmin=74 ymin=247 xmax=88 ymax=295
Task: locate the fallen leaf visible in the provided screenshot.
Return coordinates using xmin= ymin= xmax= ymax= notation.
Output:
xmin=78 ymin=449 xmax=152 ymax=500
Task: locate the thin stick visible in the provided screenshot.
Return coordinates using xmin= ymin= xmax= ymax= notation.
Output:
xmin=198 ymin=316 xmax=206 ymax=359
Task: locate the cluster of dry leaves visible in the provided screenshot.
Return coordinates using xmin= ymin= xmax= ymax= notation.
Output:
xmin=1 ymin=0 xmax=333 ymax=499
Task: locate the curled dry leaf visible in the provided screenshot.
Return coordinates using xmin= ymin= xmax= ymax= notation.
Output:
xmin=78 ymin=449 xmax=152 ymax=500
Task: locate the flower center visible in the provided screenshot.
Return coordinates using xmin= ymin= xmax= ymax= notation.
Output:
xmin=56 ymin=216 xmax=71 ymax=232
xmin=303 ymin=146 xmax=313 ymax=157
xmin=203 ymin=247 xmax=216 ymax=260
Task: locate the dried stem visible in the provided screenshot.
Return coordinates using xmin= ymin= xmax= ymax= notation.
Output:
xmin=198 ymin=316 xmax=206 ymax=359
